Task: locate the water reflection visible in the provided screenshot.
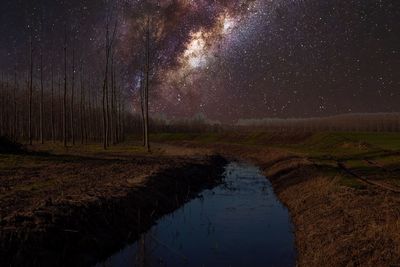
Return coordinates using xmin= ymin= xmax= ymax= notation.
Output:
xmin=97 ymin=162 xmax=296 ymax=267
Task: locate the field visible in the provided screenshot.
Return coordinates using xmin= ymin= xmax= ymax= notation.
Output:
xmin=1 ymin=131 xmax=400 ymax=266
xmin=152 ymin=131 xmax=400 ymax=187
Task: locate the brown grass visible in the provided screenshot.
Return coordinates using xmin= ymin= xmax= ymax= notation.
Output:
xmin=242 ymin=148 xmax=400 ymax=266
xmin=0 ymin=145 xmax=227 ymax=266
xmin=174 ymin=140 xmax=400 ymax=266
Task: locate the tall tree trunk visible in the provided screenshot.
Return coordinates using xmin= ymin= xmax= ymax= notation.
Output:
xmin=102 ymin=12 xmax=117 ymax=149
xmin=140 ymin=73 xmax=145 ymax=146
xmin=63 ymin=25 xmax=68 ymax=148
xmin=4 ymin=74 xmax=10 ymax=137
xmin=110 ymin=55 xmax=116 ymax=145
xmin=144 ymin=18 xmax=151 ymax=152
xmin=114 ymin=73 xmax=119 ymax=144
xmin=106 ymin=64 xmax=111 ymax=147
xmin=102 ymin=43 xmax=109 ymax=150
xmin=13 ymin=64 xmax=18 ymax=141
xmin=51 ymin=64 xmax=55 ymax=142
xmin=70 ymin=47 xmax=75 ymax=145
xmin=87 ymin=75 xmax=93 ymax=143
xmin=29 ymin=29 xmax=34 ymax=145
xmin=121 ymin=99 xmax=125 ymax=142
xmin=80 ymin=61 xmax=85 ymax=145
xmin=117 ymin=95 xmax=122 ymax=142
xmin=58 ymin=72 xmax=62 ymax=141
xmin=0 ymin=72 xmax=3 ymax=137
xmin=40 ymin=46 xmax=44 ymax=144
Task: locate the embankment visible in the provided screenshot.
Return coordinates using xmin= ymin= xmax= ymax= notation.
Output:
xmin=168 ymin=140 xmax=400 ymax=266
xmin=239 ymin=148 xmax=400 ymax=266
xmin=0 ymin=155 xmax=227 ymax=267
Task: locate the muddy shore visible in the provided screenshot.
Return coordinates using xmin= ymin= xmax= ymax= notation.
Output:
xmin=0 ymin=152 xmax=227 ymax=267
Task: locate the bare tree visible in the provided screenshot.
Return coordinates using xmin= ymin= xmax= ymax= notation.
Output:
xmin=39 ymin=36 xmax=44 ymax=144
xmin=102 ymin=17 xmax=110 ymax=150
xmin=113 ymin=68 xmax=119 ymax=144
xmin=0 ymin=72 xmax=3 ymax=137
xmin=51 ymin=63 xmax=55 ymax=142
xmin=70 ymin=46 xmax=76 ymax=145
xmin=102 ymin=4 xmax=118 ymax=150
xmin=63 ymin=24 xmax=68 ymax=148
xmin=110 ymin=54 xmax=118 ymax=145
xmin=80 ymin=60 xmax=85 ymax=145
xmin=13 ymin=63 xmax=18 ymax=140
xmin=87 ymin=74 xmax=93 ymax=142
xmin=58 ymin=70 xmax=62 ymax=141
xmin=143 ymin=17 xmax=151 ymax=152
xmin=28 ymin=25 xmax=34 ymax=145
xmin=139 ymin=71 xmax=145 ymax=146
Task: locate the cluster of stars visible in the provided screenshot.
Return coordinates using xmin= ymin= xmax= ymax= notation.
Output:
xmin=0 ymin=0 xmax=398 ymax=122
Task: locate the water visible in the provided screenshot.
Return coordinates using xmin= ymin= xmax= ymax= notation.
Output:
xmin=97 ymin=162 xmax=296 ymax=267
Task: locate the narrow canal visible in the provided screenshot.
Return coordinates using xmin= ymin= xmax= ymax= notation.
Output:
xmin=97 ymin=162 xmax=296 ymax=267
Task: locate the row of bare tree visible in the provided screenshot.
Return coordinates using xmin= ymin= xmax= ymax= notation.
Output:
xmin=0 ymin=1 xmax=139 ymax=150
xmin=0 ymin=28 xmax=127 ymax=148
xmin=0 ymin=0 xmax=176 ymax=152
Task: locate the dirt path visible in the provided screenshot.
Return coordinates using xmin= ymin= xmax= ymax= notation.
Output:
xmin=338 ymin=161 xmax=400 ymax=193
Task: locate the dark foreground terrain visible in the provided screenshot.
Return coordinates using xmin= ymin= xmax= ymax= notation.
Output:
xmin=0 ymin=143 xmax=226 ymax=266
xmin=1 ymin=131 xmax=400 ymax=266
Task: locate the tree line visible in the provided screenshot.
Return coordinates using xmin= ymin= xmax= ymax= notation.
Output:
xmin=236 ymin=113 xmax=400 ymax=132
xmin=0 ymin=1 xmax=159 ymax=150
xmin=0 ymin=11 xmax=127 ymax=148
xmin=0 ymin=59 xmax=127 ymax=147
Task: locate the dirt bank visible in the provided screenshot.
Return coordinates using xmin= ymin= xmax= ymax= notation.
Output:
xmin=235 ymin=149 xmax=398 ymax=266
xmin=0 ymin=151 xmax=227 ymax=267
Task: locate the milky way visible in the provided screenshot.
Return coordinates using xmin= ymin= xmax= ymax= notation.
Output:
xmin=1 ymin=0 xmax=399 ymax=122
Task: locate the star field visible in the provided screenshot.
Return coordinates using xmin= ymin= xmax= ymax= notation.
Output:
xmin=0 ymin=0 xmax=399 ymax=122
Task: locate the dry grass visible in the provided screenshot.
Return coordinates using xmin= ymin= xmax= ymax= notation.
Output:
xmin=257 ymin=155 xmax=400 ymax=266
xmin=179 ymin=140 xmax=400 ymax=266
xmin=0 ymin=144 xmax=227 ymax=266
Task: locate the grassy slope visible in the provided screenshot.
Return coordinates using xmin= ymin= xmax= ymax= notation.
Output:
xmin=151 ymin=131 xmax=400 ymax=189
xmin=151 ymin=131 xmax=400 ymax=266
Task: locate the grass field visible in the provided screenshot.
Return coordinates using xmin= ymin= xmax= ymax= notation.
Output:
xmin=150 ymin=131 xmax=400 ymax=189
xmin=1 ymin=131 xmax=399 ymax=266
xmin=2 ymin=131 xmax=399 ymax=190
xmin=1 ymin=130 xmax=396 ymax=195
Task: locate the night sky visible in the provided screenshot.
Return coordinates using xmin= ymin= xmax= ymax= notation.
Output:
xmin=1 ymin=0 xmax=399 ymax=122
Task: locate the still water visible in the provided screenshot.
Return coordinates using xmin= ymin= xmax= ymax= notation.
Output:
xmin=97 ymin=162 xmax=296 ymax=267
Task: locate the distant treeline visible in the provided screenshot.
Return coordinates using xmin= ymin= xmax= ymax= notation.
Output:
xmin=126 ymin=115 xmax=222 ymax=134
xmin=236 ymin=113 xmax=400 ymax=132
